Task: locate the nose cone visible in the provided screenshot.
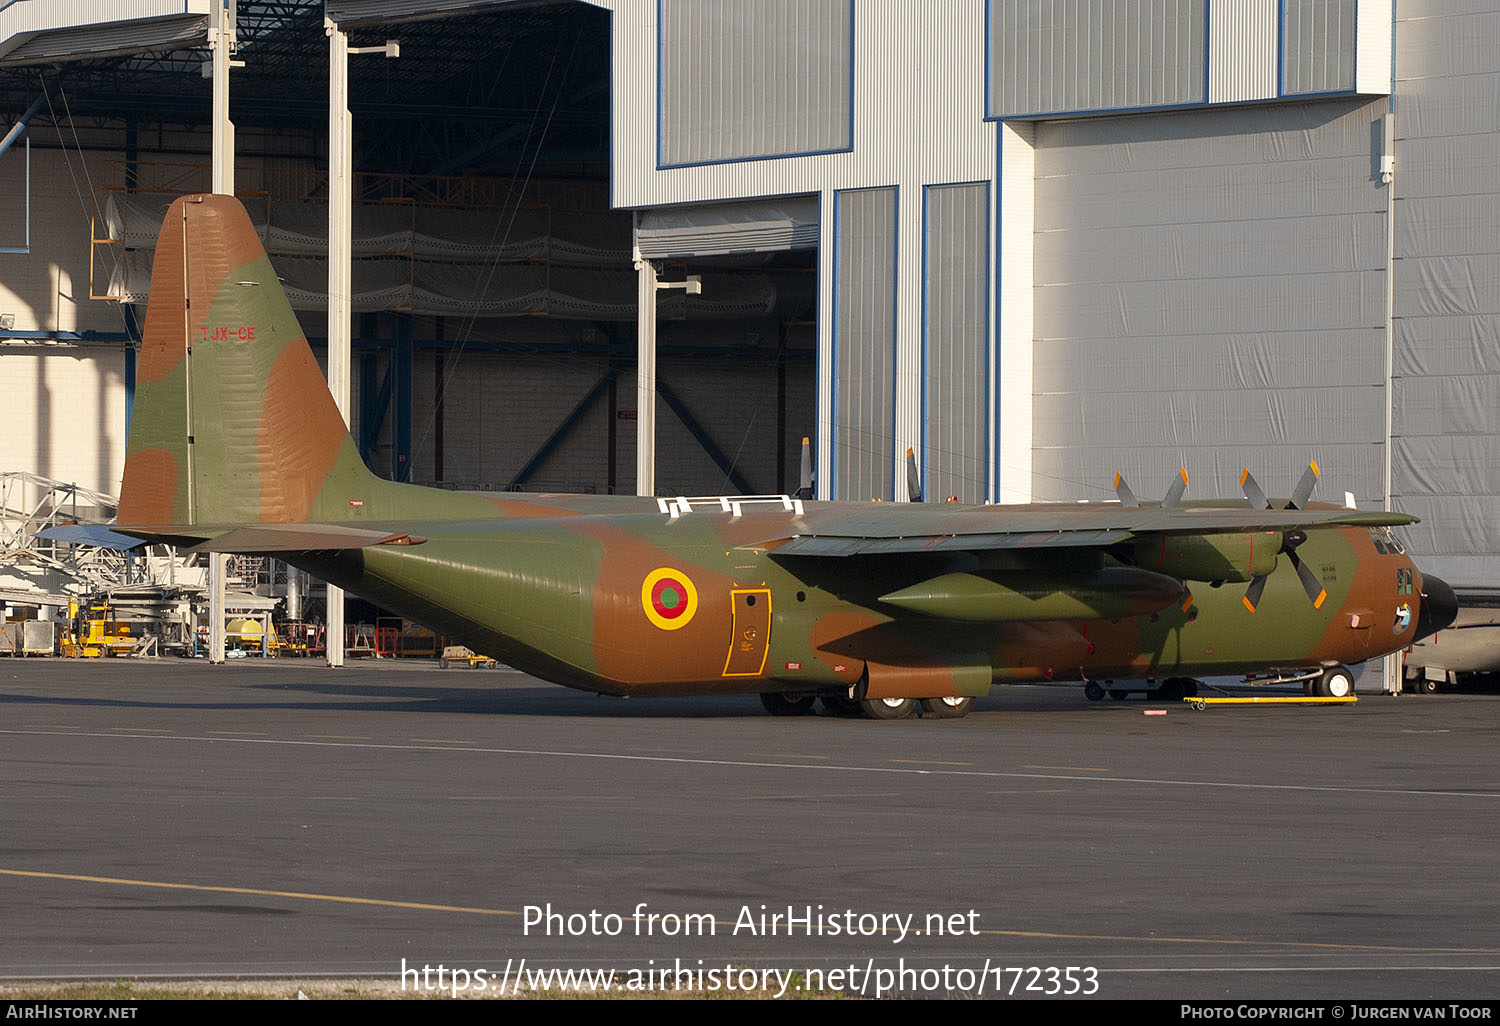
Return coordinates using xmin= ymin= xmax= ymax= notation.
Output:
xmin=1414 ymin=574 xmax=1458 ymax=642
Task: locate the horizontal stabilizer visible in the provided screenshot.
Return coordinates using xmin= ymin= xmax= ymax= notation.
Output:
xmin=110 ymin=522 xmax=427 ymax=553
xmin=34 ymin=524 xmax=152 ymax=551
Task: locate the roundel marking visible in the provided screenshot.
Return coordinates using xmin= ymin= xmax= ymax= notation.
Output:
xmin=642 ymin=568 xmax=699 ymax=631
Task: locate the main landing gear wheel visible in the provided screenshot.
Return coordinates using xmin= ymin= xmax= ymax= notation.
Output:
xmin=919 ymin=696 xmax=973 ymax=719
xmin=1083 ymin=681 xmax=1106 ymax=702
xmin=859 ymin=697 xmax=917 ymax=720
xmin=1311 ymin=665 xmax=1355 ymax=698
xmin=759 ymin=692 xmax=817 ymax=716
xmin=820 ymin=694 xmax=864 ymax=717
xmin=1414 ymin=678 xmax=1439 ymax=695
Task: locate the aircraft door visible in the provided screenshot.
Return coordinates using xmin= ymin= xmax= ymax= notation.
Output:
xmin=723 ymin=588 xmax=771 ymax=677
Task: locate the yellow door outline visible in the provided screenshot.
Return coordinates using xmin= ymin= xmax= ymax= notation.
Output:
xmin=722 ymin=588 xmax=772 ymax=677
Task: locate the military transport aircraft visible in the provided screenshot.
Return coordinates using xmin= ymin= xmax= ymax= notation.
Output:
xmin=98 ymin=195 xmax=1456 ymax=718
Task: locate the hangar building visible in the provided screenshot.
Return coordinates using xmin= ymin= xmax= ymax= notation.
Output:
xmin=0 ymin=1 xmax=1494 ymax=660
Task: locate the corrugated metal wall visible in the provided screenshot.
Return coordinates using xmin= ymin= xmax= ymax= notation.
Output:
xmin=1392 ymin=1 xmax=1500 ymax=588
xmin=1282 ymin=0 xmax=1358 ymax=96
xmin=1030 ymin=99 xmax=1389 ymax=505
xmin=988 ymin=0 xmax=1206 ymax=118
xmin=833 ymin=187 xmax=896 ymax=501
xmin=658 ymin=0 xmax=852 ymax=167
xmin=1207 ymin=0 xmax=1276 ymax=103
xmin=923 ymin=182 xmax=989 ymax=503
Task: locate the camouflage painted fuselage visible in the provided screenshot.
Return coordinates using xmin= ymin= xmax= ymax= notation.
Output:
xmin=283 ymin=494 xmax=1426 ymax=698
xmin=113 ymin=195 xmax=1445 ymax=702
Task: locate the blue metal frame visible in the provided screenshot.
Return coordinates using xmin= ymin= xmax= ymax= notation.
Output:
xmin=830 ymin=184 xmax=899 ymax=502
xmin=509 ymin=367 xmax=622 ymax=490
xmin=655 ymin=0 xmax=856 ymax=170
xmin=1277 ymin=0 xmax=1362 ymax=99
xmin=655 ymin=377 xmax=754 ymax=495
xmin=922 ymin=180 xmax=991 ymax=504
xmin=983 ymin=0 xmax=1209 ymax=121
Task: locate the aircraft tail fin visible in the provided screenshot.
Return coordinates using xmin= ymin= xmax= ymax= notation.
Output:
xmin=118 ymin=194 xmax=479 ymax=532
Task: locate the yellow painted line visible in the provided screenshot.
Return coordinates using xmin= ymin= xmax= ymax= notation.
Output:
xmin=0 ymin=868 xmax=517 ymax=916
xmin=890 ymin=759 xmax=973 ymax=767
xmin=986 ymin=789 xmax=1069 ymax=795
xmin=304 ymin=734 xmax=369 ymax=740
xmin=26 ymin=725 xmax=80 ymax=730
xmin=410 ymin=738 xmax=476 ymax=745
xmin=4 ymin=866 xmax=1498 ymax=953
xmin=1186 ymin=696 xmax=1359 ymax=706
xmin=1024 ymin=765 xmax=1110 ymax=772
xmin=206 ymin=731 xmax=268 ymax=736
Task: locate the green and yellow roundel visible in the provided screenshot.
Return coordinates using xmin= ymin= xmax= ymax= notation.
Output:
xmin=641 ymin=568 xmax=699 ymax=631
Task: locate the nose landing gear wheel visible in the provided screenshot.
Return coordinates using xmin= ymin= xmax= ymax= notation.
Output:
xmin=1311 ymin=665 xmax=1355 ymax=698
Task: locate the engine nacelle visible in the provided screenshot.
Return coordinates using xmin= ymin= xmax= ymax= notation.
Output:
xmin=1131 ymin=531 xmax=1281 ymax=583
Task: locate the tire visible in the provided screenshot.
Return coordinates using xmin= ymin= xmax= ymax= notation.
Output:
xmin=919 ymin=696 xmax=973 ymax=719
xmin=820 ymin=694 xmax=864 ymax=717
xmin=1314 ymin=666 xmax=1355 ymax=698
xmin=1083 ymin=681 xmax=1106 ymax=702
xmin=858 ymin=697 xmax=916 ymax=720
xmin=1415 ymin=678 xmax=1438 ymax=695
xmin=1108 ymin=689 xmax=1129 ymax=701
xmin=759 ymin=692 xmax=817 ymax=716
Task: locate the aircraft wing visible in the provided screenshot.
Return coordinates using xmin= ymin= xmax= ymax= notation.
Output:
xmin=770 ymin=505 xmax=1417 ymax=557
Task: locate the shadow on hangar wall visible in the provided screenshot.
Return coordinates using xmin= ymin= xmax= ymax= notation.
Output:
xmin=0 ymin=0 xmax=817 ymax=497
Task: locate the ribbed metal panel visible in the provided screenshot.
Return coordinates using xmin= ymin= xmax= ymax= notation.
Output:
xmin=1207 ymin=0 xmax=1276 ymax=102
xmin=923 ymin=182 xmax=989 ymax=504
xmin=325 ymin=0 xmax=567 ymax=28
xmin=1282 ymin=0 xmax=1357 ymax=95
xmin=833 ymin=187 xmax=896 ymax=502
xmin=635 ymin=197 xmax=818 ymax=258
xmin=0 ymin=1 xmax=207 ymax=64
xmin=989 ymin=0 xmax=1206 ymax=117
xmin=659 ymin=0 xmax=853 ymax=168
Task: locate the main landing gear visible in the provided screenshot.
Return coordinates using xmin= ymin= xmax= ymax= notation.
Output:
xmin=757 ymin=693 xmax=975 ymax=719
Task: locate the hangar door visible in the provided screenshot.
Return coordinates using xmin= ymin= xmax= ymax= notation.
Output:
xmin=1030 ymin=99 xmax=1389 ymax=507
xmin=633 ymin=198 xmax=818 ymax=497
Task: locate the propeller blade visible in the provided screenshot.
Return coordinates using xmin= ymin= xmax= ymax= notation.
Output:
xmin=1241 ymin=574 xmax=1268 ymax=614
xmin=906 ymin=447 xmax=922 ymax=503
xmin=1288 ymin=550 xmax=1328 ymax=609
xmin=1162 ymin=468 xmax=1188 ymax=510
xmin=796 ymin=436 xmax=813 ymax=499
xmin=1113 ymin=472 xmax=1139 ymax=508
xmin=1289 ymin=460 xmax=1320 ymax=510
xmin=1240 ymin=468 xmax=1270 ymax=510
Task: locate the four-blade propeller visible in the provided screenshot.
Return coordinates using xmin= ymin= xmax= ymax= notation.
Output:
xmin=1114 ymin=462 xmax=1331 ymax=614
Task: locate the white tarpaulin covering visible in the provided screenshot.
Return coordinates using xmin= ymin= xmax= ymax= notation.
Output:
xmin=98 ymin=192 xmax=780 ymax=320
